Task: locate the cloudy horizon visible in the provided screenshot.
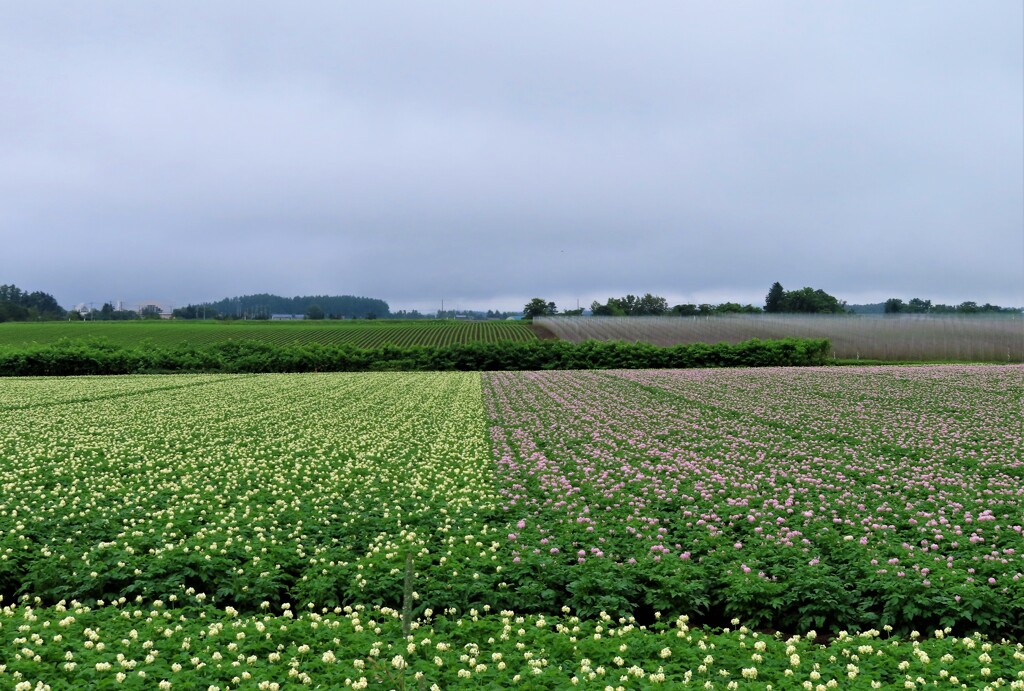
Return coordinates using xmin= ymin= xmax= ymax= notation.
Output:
xmin=3 ymin=2 xmax=1022 ymax=314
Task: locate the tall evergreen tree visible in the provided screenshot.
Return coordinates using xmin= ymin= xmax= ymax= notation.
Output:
xmin=765 ymin=282 xmax=785 ymax=313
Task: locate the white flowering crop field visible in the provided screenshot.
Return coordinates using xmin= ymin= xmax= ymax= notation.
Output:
xmin=1 ymin=373 xmax=502 ymax=610
xmin=1 ymin=367 xmax=1022 ymax=689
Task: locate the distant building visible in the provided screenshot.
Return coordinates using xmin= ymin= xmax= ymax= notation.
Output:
xmin=271 ymin=314 xmax=305 ymax=320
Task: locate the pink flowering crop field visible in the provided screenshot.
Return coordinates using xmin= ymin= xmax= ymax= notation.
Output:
xmin=1 ymin=365 xmax=1023 ymax=688
xmin=484 ymin=366 xmax=1024 ymax=636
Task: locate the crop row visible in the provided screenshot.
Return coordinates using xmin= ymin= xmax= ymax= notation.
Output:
xmin=0 ymin=319 xmax=537 ymax=349
xmin=3 ymin=603 xmax=1023 ymax=689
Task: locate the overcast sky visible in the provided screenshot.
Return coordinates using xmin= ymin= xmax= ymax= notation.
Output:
xmin=3 ymin=2 xmax=1022 ymax=313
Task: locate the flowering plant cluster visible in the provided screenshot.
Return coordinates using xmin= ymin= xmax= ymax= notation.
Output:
xmin=483 ymin=366 xmax=1023 ymax=634
xmin=2 ymin=601 xmax=1022 ymax=689
xmin=0 ymin=365 xmax=1021 ymax=687
xmin=0 ymin=372 xmax=504 ymax=613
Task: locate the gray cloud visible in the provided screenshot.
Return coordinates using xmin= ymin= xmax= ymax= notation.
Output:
xmin=2 ymin=1 xmax=1021 ymax=313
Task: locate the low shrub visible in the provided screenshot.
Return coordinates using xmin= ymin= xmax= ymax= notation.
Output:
xmin=0 ymin=337 xmax=831 ymax=376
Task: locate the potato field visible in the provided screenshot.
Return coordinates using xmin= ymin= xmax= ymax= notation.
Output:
xmin=1 ymin=366 xmax=1022 ymax=688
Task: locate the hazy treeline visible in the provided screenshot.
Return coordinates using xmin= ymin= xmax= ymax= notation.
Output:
xmin=583 ymin=292 xmax=766 ymax=316
xmin=577 ymin=286 xmax=1020 ymax=318
xmin=0 ymin=337 xmax=830 ymax=376
xmin=879 ymin=298 xmax=1018 ymax=314
xmin=179 ymin=293 xmax=392 ymax=320
xmin=567 ymin=283 xmax=846 ymax=317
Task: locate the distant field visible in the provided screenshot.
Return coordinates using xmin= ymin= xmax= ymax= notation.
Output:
xmin=0 ymin=319 xmax=536 ymax=348
xmin=537 ymin=314 xmax=1024 ymax=362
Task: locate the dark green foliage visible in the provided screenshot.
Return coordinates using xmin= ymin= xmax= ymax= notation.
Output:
xmin=202 ymin=293 xmax=390 ymax=319
xmin=854 ymin=297 xmax=1022 ymax=314
xmin=870 ymin=297 xmax=1016 ymax=315
xmin=668 ymin=302 xmax=762 ymax=316
xmin=591 ymin=293 xmax=670 ymax=316
xmin=765 ymin=281 xmax=785 ymax=313
xmin=523 ymin=298 xmax=557 ymax=318
xmin=0 ymin=301 xmax=30 ymax=322
xmin=781 ymin=286 xmax=846 ymax=314
xmin=0 ymin=284 xmax=65 ymax=321
xmin=763 ymin=282 xmax=847 ymax=314
xmin=171 ymin=304 xmax=220 ymax=319
xmin=0 ymin=337 xmax=831 ymax=376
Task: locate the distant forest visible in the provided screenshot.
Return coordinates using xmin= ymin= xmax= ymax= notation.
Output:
xmin=180 ymin=294 xmax=392 ymax=320
xmin=848 ymin=299 xmax=1020 ymax=315
xmin=0 ymin=284 xmax=65 ymax=322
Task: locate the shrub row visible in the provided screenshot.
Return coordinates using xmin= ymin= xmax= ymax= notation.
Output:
xmin=0 ymin=337 xmax=831 ymax=376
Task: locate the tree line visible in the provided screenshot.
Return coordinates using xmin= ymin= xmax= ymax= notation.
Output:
xmin=0 ymin=284 xmax=65 ymax=322
xmin=530 ymin=284 xmax=1018 ymax=318
xmin=177 ymin=294 xmax=392 ymax=320
xmin=763 ymin=282 xmax=847 ymax=314
xmin=524 ymin=282 xmax=847 ymax=318
xmin=5 ymin=281 xmax=1016 ymax=324
xmin=882 ymin=298 xmax=1018 ymax=314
